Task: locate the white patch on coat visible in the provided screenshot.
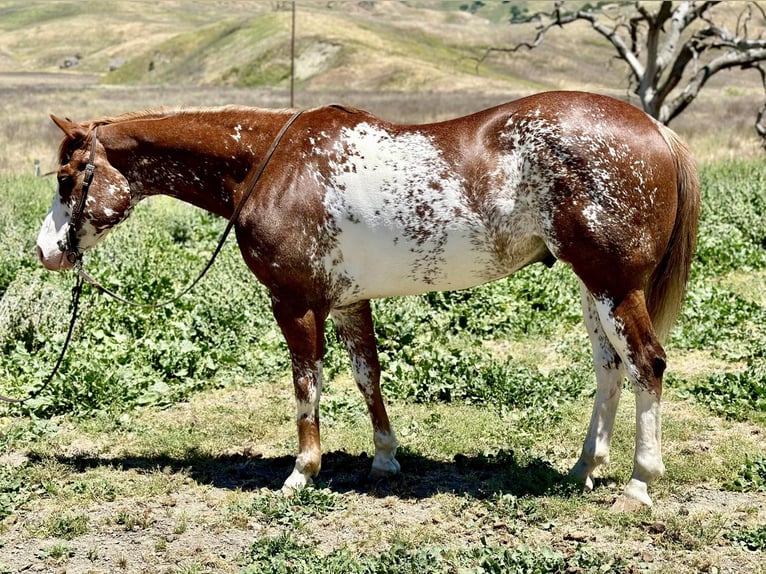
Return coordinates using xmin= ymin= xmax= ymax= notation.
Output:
xmin=316 ymin=122 xmax=545 ymax=304
xmin=592 ymin=295 xmax=643 ymax=385
xmin=295 ymin=360 xmax=323 ymax=423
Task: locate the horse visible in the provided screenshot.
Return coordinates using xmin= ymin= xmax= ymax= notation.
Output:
xmin=36 ymin=91 xmax=699 ymax=508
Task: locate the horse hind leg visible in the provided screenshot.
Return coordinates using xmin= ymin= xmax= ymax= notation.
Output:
xmin=570 ymin=281 xmax=626 ymax=491
xmin=331 ymin=301 xmax=400 ymax=479
xmin=589 ymin=288 xmax=666 ymax=509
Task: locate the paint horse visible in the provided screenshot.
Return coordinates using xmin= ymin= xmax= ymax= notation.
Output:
xmin=37 ymin=91 xmax=699 ymax=508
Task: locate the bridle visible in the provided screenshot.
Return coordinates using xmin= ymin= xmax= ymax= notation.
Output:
xmin=58 ymin=126 xmax=99 ymax=266
xmin=1 ymin=110 xmax=303 ymax=405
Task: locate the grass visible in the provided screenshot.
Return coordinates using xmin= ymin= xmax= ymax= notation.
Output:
xmin=1 ymin=2 xmax=766 ymax=562
xmin=1 ymin=157 xmax=766 ymax=571
xmin=1 ymin=381 xmax=763 ymax=572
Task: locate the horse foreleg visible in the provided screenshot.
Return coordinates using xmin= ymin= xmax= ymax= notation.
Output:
xmin=591 ymin=289 xmax=666 ymax=509
xmin=570 ymin=282 xmax=625 ymax=490
xmin=331 ymin=301 xmax=400 ymax=479
xmin=272 ymin=299 xmax=328 ymax=491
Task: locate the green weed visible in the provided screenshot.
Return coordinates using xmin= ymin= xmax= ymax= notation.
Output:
xmin=1 ymin=160 xmax=765 ymax=440
xmin=726 ymin=455 xmax=766 ymax=493
xmin=726 ymin=524 xmax=766 ymax=551
xmin=44 ymin=511 xmax=89 ymax=539
xmin=674 ymin=362 xmax=766 ymax=421
xmin=36 ymin=541 xmax=74 ymax=561
xmin=241 ymin=533 xmax=628 ymax=573
xmin=250 ymin=488 xmax=344 ymax=528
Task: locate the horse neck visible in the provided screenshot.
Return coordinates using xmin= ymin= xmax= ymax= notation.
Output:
xmin=104 ymin=109 xmax=293 ymax=218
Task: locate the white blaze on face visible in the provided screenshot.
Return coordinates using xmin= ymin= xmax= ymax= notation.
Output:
xmin=36 ymin=193 xmax=72 ymax=271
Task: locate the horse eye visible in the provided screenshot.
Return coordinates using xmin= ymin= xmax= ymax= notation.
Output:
xmin=57 ymin=175 xmax=72 ymax=185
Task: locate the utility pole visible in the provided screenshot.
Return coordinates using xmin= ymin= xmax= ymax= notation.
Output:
xmin=290 ymin=1 xmax=296 ymax=108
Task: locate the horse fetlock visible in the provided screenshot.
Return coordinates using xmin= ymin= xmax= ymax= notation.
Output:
xmin=634 ymin=455 xmax=665 ymax=484
xmin=373 ymin=430 xmax=397 ymax=454
xmin=287 ymin=449 xmax=321 ymax=488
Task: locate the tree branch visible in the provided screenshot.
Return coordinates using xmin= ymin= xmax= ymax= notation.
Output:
xmin=479 ymin=3 xmax=644 ymax=80
xmin=482 ymin=0 xmax=766 ymax=133
xmin=663 ymin=46 xmax=766 ymax=123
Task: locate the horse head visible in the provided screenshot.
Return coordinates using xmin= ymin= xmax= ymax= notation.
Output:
xmin=37 ymin=116 xmax=133 ymax=271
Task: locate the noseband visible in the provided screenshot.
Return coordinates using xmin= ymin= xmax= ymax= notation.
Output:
xmin=58 ymin=127 xmax=99 ymax=265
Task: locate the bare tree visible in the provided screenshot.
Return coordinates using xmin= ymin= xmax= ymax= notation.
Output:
xmin=481 ymin=1 xmax=766 ymax=136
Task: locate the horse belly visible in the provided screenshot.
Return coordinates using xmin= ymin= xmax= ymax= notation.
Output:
xmin=321 ymin=200 xmax=545 ymax=302
xmin=333 ymin=226 xmax=478 ymax=297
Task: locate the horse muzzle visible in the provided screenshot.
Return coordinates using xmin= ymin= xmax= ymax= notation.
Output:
xmin=37 ymin=244 xmax=74 ymax=271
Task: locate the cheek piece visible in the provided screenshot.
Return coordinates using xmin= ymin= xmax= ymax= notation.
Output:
xmin=58 ymin=127 xmax=98 ymax=265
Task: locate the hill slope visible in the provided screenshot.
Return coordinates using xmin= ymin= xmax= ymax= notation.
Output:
xmin=0 ymin=0 xmax=625 ymax=93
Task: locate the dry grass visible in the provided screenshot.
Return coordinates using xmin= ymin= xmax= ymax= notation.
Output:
xmin=0 ymin=1 xmax=763 ymax=174
xmin=2 ymin=74 xmax=763 ymax=177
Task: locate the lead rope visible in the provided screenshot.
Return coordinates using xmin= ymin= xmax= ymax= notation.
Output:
xmin=0 ymin=110 xmax=303 ymax=404
xmin=0 ymin=269 xmax=84 ymax=404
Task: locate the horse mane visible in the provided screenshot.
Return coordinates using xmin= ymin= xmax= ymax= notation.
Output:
xmin=90 ymin=105 xmax=291 ymax=128
xmin=57 ymin=105 xmax=298 ymax=160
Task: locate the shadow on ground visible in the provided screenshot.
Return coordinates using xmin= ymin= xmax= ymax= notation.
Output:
xmin=33 ymin=447 xmax=581 ymax=500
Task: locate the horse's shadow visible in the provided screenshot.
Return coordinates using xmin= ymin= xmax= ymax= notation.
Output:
xmin=37 ymin=447 xmax=581 ymax=500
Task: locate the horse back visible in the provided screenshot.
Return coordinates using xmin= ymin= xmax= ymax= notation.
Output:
xmin=240 ymin=92 xmax=677 ymax=307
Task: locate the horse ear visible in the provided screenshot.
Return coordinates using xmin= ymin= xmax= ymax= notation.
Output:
xmin=51 ymin=114 xmax=88 ymax=141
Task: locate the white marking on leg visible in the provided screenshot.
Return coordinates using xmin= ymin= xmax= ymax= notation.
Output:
xmin=295 ymin=359 xmax=323 ymax=423
xmin=571 ymin=284 xmax=624 ymax=489
xmin=591 ymin=294 xmax=664 ymax=508
xmin=344 ymin=334 xmax=399 ymax=477
xmin=284 ymin=360 xmax=323 ymax=491
xmin=624 ymin=387 xmax=664 ymax=506
xmin=331 ymin=306 xmax=400 ymax=479
xmin=592 ymin=296 xmax=640 ymax=383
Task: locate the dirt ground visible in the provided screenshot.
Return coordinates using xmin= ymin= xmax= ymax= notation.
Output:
xmin=1 ymin=385 xmax=765 ymax=574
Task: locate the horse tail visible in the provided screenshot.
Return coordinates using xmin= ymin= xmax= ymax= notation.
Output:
xmin=646 ymin=123 xmax=701 ymax=344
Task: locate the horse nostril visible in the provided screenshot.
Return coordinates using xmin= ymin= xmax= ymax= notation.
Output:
xmin=36 ymin=245 xmax=44 ymax=262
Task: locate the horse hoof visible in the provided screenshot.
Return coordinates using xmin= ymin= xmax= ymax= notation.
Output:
xmin=611 ymin=478 xmax=653 ymax=511
xmin=282 ymin=468 xmax=313 ymax=493
xmin=369 ymin=456 xmax=401 ymax=479
xmin=611 ymin=495 xmax=648 ymax=513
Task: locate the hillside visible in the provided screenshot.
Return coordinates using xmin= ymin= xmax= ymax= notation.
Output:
xmin=0 ymin=0 xmax=763 ymax=172
xmin=0 ymin=1 xmax=627 ymax=93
